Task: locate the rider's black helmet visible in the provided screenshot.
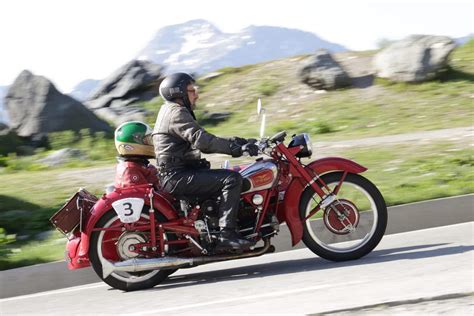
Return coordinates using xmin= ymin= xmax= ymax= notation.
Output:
xmin=159 ymin=72 xmax=195 ymax=108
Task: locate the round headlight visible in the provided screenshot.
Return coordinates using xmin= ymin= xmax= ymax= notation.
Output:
xmin=303 ymin=133 xmax=312 ymax=157
xmin=288 ymin=133 xmax=312 ymax=158
xmin=252 ymin=194 xmax=264 ymax=205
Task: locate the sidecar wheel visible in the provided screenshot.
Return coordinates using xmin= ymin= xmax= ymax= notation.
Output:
xmin=299 ymin=172 xmax=387 ymax=262
xmin=89 ymin=207 xmax=177 ymax=291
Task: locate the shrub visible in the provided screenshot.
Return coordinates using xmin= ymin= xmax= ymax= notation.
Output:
xmin=255 ymin=80 xmax=280 ymax=97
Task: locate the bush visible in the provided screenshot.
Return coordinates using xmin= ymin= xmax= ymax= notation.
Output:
xmin=48 ymin=130 xmax=77 ymax=150
xmin=312 ymin=121 xmax=334 ymax=134
xmin=0 ymin=227 xmax=16 ymax=261
xmin=0 ymin=131 xmax=25 ymax=156
xmin=255 ymin=80 xmax=280 ymax=97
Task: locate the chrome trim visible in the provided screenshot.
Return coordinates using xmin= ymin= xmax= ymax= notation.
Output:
xmin=100 ymin=239 xmax=272 ymax=278
xmin=303 ymin=133 xmax=312 ymax=156
xmin=240 ymin=160 xmax=278 ymax=193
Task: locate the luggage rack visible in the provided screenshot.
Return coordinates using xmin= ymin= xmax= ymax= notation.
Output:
xmin=49 ymin=188 xmax=98 ymax=238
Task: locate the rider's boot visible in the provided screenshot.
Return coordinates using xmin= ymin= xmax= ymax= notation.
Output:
xmin=215 ymin=228 xmax=252 ymax=253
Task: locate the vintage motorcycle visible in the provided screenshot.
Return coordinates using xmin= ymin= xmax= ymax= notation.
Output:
xmin=51 ymin=100 xmax=387 ymax=291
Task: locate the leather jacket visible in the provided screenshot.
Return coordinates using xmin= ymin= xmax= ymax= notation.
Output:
xmin=114 ymin=157 xmax=160 ymax=189
xmin=152 ymin=101 xmax=237 ymax=170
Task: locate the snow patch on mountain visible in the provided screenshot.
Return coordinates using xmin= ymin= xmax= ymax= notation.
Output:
xmin=136 ymin=19 xmax=347 ymax=75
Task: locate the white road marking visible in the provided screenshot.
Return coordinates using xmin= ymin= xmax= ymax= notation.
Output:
xmin=0 ymin=282 xmax=106 ymax=302
xmin=132 ymin=281 xmax=362 ymax=315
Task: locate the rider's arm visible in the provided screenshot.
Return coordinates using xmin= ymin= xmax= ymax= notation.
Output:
xmin=170 ymin=107 xmax=241 ymax=157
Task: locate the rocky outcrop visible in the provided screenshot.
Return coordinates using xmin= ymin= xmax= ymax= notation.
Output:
xmin=37 ymin=148 xmax=85 ymax=166
xmin=94 ymin=106 xmax=149 ymax=127
xmin=374 ymin=35 xmax=456 ymax=82
xmin=299 ymin=50 xmax=351 ymax=90
xmin=85 ymin=60 xmax=163 ymax=125
xmin=68 ymin=79 xmax=101 ymax=102
xmin=4 ymin=70 xmax=112 ymax=138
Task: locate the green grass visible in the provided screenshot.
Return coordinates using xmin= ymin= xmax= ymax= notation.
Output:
xmin=338 ymin=141 xmax=474 ymax=205
xmin=0 ymin=230 xmax=66 ymax=270
xmin=254 ymin=80 xmax=280 ymax=97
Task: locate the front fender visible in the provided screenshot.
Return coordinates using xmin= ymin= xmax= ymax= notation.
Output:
xmin=278 ymin=157 xmax=367 ymax=246
xmin=75 ymin=189 xmax=178 ymax=259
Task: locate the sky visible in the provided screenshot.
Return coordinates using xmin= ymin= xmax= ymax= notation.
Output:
xmin=0 ymin=0 xmax=472 ymax=92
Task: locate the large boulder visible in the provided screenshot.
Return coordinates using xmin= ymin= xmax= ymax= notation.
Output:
xmin=85 ymin=60 xmax=163 ymax=125
xmin=299 ymin=50 xmax=351 ymax=90
xmin=37 ymin=148 xmax=85 ymax=166
xmin=374 ymin=35 xmax=456 ymax=82
xmin=4 ymin=70 xmax=112 ymax=138
xmin=94 ymin=106 xmax=148 ymax=127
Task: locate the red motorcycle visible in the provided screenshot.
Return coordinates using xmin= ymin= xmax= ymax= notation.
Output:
xmin=51 ymin=103 xmax=387 ymax=291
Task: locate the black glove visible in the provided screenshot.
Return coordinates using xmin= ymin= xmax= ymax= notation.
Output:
xmin=229 ymin=136 xmax=248 ymax=146
xmin=242 ymin=143 xmax=259 ymax=156
xmin=230 ymin=142 xmax=243 ymax=158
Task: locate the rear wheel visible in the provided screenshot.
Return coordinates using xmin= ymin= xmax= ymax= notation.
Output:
xmin=300 ymin=172 xmax=387 ymax=261
xmin=89 ymin=207 xmax=177 ymax=291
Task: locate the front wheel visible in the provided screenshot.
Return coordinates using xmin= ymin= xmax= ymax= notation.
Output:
xmin=300 ymin=172 xmax=387 ymax=261
xmin=89 ymin=207 xmax=177 ymax=291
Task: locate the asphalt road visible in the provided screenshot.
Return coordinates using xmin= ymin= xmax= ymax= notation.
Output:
xmin=2 ymin=222 xmax=473 ymax=315
xmin=0 ymin=194 xmax=472 ymax=299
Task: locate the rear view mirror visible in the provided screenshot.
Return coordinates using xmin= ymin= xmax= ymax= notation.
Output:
xmin=257 ymin=98 xmax=266 ymax=138
xmin=257 ymin=98 xmax=262 ymax=115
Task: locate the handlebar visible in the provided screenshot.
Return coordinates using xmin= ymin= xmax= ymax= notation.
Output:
xmin=241 ymin=131 xmax=287 ymax=157
xmin=269 ymin=131 xmax=287 ymax=143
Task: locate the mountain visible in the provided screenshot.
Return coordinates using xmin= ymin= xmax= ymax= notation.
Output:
xmin=456 ymin=34 xmax=473 ymax=45
xmin=68 ymin=79 xmax=101 ymax=102
xmin=0 ymin=85 xmax=8 ymax=123
xmin=136 ymin=19 xmax=347 ymax=75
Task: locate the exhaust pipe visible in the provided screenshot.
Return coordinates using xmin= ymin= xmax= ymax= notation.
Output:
xmin=100 ymin=239 xmax=273 ymax=279
xmin=101 ymin=257 xmax=194 ymax=279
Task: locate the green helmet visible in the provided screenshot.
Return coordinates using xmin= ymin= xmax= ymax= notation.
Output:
xmin=114 ymin=121 xmax=155 ymax=158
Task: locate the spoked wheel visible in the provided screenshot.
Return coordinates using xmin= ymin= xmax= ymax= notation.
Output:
xmin=89 ymin=207 xmax=177 ymax=291
xmin=300 ymin=172 xmax=387 ymax=261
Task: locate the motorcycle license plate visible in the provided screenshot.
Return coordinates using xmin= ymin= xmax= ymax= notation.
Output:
xmin=112 ymin=198 xmax=145 ymax=223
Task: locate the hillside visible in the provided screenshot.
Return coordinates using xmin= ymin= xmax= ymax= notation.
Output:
xmin=135 ymin=40 xmax=474 ymax=144
xmin=187 ymin=41 xmax=473 ymax=141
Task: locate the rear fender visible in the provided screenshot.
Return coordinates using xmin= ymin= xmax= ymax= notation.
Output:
xmin=66 ymin=236 xmax=90 ymax=270
xmin=278 ymin=157 xmax=367 ymax=246
xmin=74 ymin=189 xmax=178 ymax=260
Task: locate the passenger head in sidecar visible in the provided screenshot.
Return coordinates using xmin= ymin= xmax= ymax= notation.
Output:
xmin=113 ymin=121 xmax=160 ymax=190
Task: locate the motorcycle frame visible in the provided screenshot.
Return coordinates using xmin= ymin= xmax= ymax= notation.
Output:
xmin=66 ymin=141 xmax=367 ymax=270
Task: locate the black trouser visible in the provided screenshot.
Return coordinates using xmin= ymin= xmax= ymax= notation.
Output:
xmin=161 ymin=169 xmax=243 ymax=229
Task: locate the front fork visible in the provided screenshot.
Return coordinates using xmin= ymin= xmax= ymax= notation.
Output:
xmin=305 ymin=171 xmax=356 ymax=232
xmin=278 ymin=144 xmax=355 ymax=230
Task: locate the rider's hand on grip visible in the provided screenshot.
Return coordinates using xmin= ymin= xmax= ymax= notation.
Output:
xmin=242 ymin=143 xmax=259 ymax=156
xmin=229 ymin=136 xmax=248 ymax=146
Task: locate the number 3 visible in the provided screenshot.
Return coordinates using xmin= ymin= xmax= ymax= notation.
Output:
xmin=123 ymin=202 xmax=133 ymax=216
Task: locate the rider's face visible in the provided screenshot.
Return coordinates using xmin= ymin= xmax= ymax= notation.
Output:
xmin=187 ymin=84 xmax=199 ymax=110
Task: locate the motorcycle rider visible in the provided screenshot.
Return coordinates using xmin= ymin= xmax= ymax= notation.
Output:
xmin=152 ymin=72 xmax=259 ymax=253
